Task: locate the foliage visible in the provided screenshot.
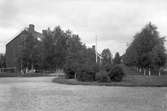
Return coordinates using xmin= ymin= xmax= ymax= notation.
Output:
xmin=52 ymin=27 xmax=67 ymax=69
xmin=108 ymin=65 xmax=124 ymax=82
xmin=0 ymin=54 xmax=6 ymax=68
xmin=63 ymin=31 xmax=98 ymax=81
xmin=95 ymin=70 xmax=110 ymax=82
xmin=16 ymin=25 xmax=126 ymax=81
xmin=123 ymin=45 xmax=138 ymax=66
xmin=151 ymin=44 xmax=166 ymax=70
xmin=113 ymin=52 xmax=121 ymax=65
xmin=41 ymin=26 xmax=67 ymax=70
xmin=18 ymin=33 xmax=40 ymax=70
xmin=124 ymin=22 xmax=166 ymax=73
xmin=101 ymin=48 xmax=113 ymax=72
xmin=76 ymin=63 xmax=96 ymax=81
xmin=102 ymin=63 xmax=113 ymax=72
xmin=101 ymin=48 xmax=112 ymax=65
xmin=63 ymin=60 xmax=77 ymax=79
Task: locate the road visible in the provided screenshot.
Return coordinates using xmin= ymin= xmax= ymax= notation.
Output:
xmin=0 ymin=77 xmax=166 ymax=111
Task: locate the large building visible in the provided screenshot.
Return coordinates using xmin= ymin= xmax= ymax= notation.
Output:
xmin=6 ymin=24 xmax=42 ymax=71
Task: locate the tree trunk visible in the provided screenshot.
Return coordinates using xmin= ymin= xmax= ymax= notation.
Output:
xmin=139 ymin=68 xmax=141 ymax=73
xmin=149 ymin=68 xmax=151 ymax=76
xmin=31 ymin=64 xmax=34 ymax=70
xmin=20 ymin=63 xmax=23 ymax=74
xmin=26 ymin=67 xmax=28 ymax=73
xmin=136 ymin=67 xmax=138 ymax=72
xmin=74 ymin=73 xmax=77 ymax=79
xmin=159 ymin=70 xmax=161 ymax=76
xmin=144 ymin=68 xmax=146 ymax=76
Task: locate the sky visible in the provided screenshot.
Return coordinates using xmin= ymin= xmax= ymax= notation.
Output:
xmin=0 ymin=0 xmax=167 ymax=55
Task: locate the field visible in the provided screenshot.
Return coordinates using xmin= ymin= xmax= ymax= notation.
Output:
xmin=0 ymin=77 xmax=167 ymax=111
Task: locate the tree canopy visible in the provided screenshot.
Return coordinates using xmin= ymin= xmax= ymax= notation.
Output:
xmin=124 ymin=22 xmax=166 ymax=74
xmin=113 ymin=52 xmax=121 ymax=65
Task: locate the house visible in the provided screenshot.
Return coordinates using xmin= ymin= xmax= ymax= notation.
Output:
xmin=5 ymin=24 xmax=42 ymax=71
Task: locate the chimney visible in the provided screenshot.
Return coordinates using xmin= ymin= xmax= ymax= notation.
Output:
xmin=29 ymin=24 xmax=35 ymax=33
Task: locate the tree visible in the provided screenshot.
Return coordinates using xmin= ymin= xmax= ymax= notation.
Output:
xmin=41 ymin=28 xmax=55 ymax=70
xmin=0 ymin=54 xmax=6 ymax=68
xmin=123 ymin=45 xmax=138 ymax=66
xmin=64 ymin=33 xmax=86 ymax=78
xmin=18 ymin=33 xmax=40 ymax=72
xmin=41 ymin=26 xmax=68 ymax=70
xmin=101 ymin=48 xmax=112 ymax=71
xmin=151 ymin=44 xmax=166 ymax=76
xmin=52 ymin=26 xmax=68 ymax=69
xmin=63 ymin=31 xmax=98 ymax=80
xmin=113 ymin=52 xmax=121 ymax=65
xmin=124 ymin=22 xmax=166 ymax=75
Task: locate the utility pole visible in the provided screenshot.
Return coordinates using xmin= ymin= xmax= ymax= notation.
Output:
xmin=95 ymin=36 xmax=98 ymax=63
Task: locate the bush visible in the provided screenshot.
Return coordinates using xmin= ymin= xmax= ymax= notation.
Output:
xmin=108 ymin=65 xmax=124 ymax=82
xmin=76 ymin=64 xmax=96 ymax=82
xmin=77 ymin=71 xmax=95 ymax=81
xmin=103 ymin=63 xmax=113 ymax=72
xmin=95 ymin=70 xmax=110 ymax=82
xmin=63 ymin=61 xmax=80 ymax=79
xmin=63 ymin=66 xmax=75 ymax=79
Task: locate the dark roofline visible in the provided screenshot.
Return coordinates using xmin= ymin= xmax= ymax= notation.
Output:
xmin=6 ymin=30 xmax=41 ymax=47
xmin=6 ymin=30 xmax=28 ymax=47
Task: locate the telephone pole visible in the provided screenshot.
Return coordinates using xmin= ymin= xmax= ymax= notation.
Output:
xmin=95 ymin=36 xmax=98 ymax=63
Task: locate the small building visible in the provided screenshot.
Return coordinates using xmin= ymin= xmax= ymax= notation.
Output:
xmin=5 ymin=24 xmax=42 ymax=71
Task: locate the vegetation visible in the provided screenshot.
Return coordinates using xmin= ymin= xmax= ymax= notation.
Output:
xmin=4 ymin=22 xmax=167 ymax=84
xmin=113 ymin=52 xmax=121 ymax=65
xmin=123 ymin=22 xmax=166 ymax=76
xmin=101 ymin=48 xmax=113 ymax=72
xmin=15 ymin=25 xmax=126 ymax=82
xmin=18 ymin=33 xmax=41 ymax=71
xmin=0 ymin=54 xmax=6 ymax=68
xmin=108 ymin=65 xmax=124 ymax=82
xmin=95 ymin=70 xmax=110 ymax=82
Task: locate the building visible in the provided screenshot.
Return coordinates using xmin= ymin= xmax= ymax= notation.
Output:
xmin=5 ymin=24 xmax=42 ymax=71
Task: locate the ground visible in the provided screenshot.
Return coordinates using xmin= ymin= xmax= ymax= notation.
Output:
xmin=0 ymin=77 xmax=167 ymax=111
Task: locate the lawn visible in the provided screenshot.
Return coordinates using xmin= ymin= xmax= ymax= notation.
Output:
xmin=0 ymin=72 xmax=55 ymax=77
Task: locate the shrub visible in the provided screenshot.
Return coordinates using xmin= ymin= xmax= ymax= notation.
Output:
xmin=108 ymin=65 xmax=124 ymax=82
xmin=76 ymin=64 xmax=96 ymax=81
xmin=64 ymin=67 xmax=75 ymax=79
xmin=103 ymin=64 xmax=113 ymax=72
xmin=77 ymin=71 xmax=95 ymax=81
xmin=63 ymin=63 xmax=76 ymax=79
xmin=100 ymin=63 xmax=113 ymax=73
xmin=95 ymin=70 xmax=110 ymax=82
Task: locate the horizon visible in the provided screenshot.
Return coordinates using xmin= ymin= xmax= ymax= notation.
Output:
xmin=0 ymin=0 xmax=167 ymax=55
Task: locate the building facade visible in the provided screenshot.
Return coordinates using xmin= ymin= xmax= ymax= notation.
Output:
xmin=5 ymin=24 xmax=41 ymax=71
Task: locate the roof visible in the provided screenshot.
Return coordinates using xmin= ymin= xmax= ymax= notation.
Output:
xmin=6 ymin=30 xmax=28 ymax=46
xmin=6 ymin=29 xmax=42 ymax=47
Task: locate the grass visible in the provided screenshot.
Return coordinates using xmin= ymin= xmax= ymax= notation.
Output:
xmin=0 ymin=72 xmax=20 ymax=77
xmin=0 ymin=72 xmax=56 ymax=77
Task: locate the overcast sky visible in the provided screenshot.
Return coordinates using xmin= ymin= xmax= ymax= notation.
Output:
xmin=0 ymin=0 xmax=167 ymax=55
